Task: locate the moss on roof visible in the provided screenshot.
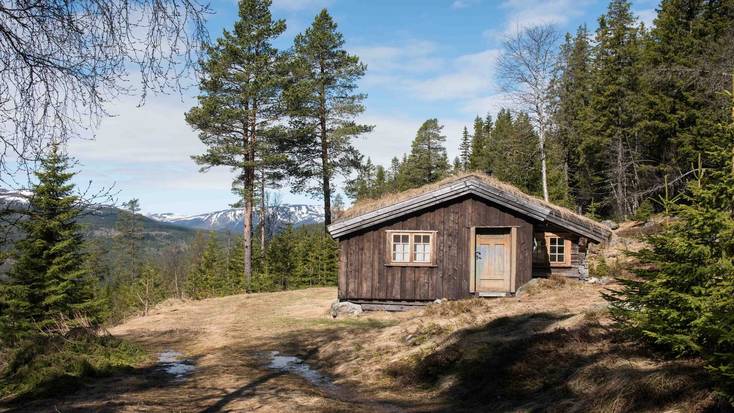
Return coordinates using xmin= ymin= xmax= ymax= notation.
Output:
xmin=335 ymin=172 xmax=609 ymax=238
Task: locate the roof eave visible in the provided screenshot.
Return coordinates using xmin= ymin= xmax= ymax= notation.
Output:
xmin=328 ymin=178 xmax=551 ymax=238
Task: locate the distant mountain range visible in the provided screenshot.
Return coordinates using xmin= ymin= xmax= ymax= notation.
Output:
xmin=146 ymin=204 xmax=324 ymax=233
xmin=0 ymin=188 xmax=324 ymax=235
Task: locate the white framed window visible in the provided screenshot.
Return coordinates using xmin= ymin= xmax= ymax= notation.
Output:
xmin=544 ymin=233 xmax=571 ymax=266
xmin=392 ymin=233 xmax=410 ymax=262
xmin=413 ymin=234 xmax=432 ymax=262
xmin=386 ymin=231 xmax=436 ymax=266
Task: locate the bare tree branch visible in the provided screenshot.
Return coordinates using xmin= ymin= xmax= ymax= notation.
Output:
xmin=0 ymin=0 xmax=211 ymax=183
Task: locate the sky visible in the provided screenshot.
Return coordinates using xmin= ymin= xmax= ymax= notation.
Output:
xmin=67 ymin=0 xmax=659 ymax=216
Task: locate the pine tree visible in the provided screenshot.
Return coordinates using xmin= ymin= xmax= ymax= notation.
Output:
xmin=607 ymin=74 xmax=734 ymax=398
xmin=185 ymin=0 xmax=285 ymax=288
xmin=401 ymin=119 xmax=450 ymax=188
xmin=459 ymin=126 xmax=471 ymax=170
xmin=116 ymin=199 xmax=144 ymax=280
xmin=641 ymin=0 xmax=734 ymax=198
xmin=468 ymin=116 xmax=487 ymax=171
xmin=0 ymin=144 xmax=101 ymax=344
xmin=585 ymin=0 xmax=645 ymax=218
xmin=186 ymin=233 xmax=221 ymax=299
xmin=345 ymin=156 xmax=375 ymax=201
xmin=553 ymin=25 xmax=592 ymax=207
xmin=285 ymin=9 xmax=372 ymax=228
xmin=266 ymin=224 xmax=296 ymax=290
xmin=373 ymin=165 xmax=387 ymax=197
xmin=129 ymin=264 xmax=165 ymax=316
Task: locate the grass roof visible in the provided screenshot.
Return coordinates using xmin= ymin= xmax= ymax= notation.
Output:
xmin=335 ymin=172 xmax=610 ymax=237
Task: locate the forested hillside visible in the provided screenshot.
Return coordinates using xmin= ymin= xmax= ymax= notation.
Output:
xmin=348 ymin=0 xmax=733 ymax=222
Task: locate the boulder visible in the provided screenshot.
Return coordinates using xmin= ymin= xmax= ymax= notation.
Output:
xmin=515 ymin=278 xmax=542 ymax=298
xmin=330 ymin=301 xmax=363 ymax=318
xmin=601 ymin=220 xmax=619 ymax=230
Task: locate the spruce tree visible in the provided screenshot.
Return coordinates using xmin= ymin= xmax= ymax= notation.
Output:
xmin=468 ymin=116 xmax=487 ymax=171
xmin=186 ymin=0 xmax=285 ymax=288
xmin=186 ymin=233 xmax=222 ymax=300
xmin=641 ymin=0 xmax=733 ymax=197
xmin=116 ymin=199 xmax=144 ymax=279
xmin=459 ymin=126 xmax=471 ymax=170
xmin=401 ymin=119 xmax=450 ymax=188
xmin=0 ymin=144 xmax=101 ymax=344
xmin=553 ymin=25 xmax=591 ymax=207
xmin=585 ymin=0 xmax=645 ymax=218
xmin=607 ymin=74 xmax=734 ymax=399
xmin=285 ymin=9 xmax=372 ymax=228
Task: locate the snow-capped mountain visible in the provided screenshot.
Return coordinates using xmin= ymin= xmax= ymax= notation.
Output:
xmin=147 ymin=204 xmax=324 ymax=232
xmin=0 ymin=188 xmax=31 ymax=206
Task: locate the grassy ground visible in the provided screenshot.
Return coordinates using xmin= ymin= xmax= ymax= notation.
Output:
xmin=1 ymin=283 xmax=729 ymax=412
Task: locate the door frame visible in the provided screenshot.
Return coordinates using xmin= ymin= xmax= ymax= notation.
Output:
xmin=469 ymin=226 xmax=518 ymax=294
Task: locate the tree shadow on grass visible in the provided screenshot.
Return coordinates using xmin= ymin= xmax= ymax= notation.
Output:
xmin=267 ymin=311 xmax=732 ymax=413
xmin=389 ymin=312 xmax=730 ymax=412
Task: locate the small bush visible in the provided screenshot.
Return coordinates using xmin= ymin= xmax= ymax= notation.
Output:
xmin=632 ymin=199 xmax=654 ymax=222
xmin=0 ymin=330 xmax=144 ymax=400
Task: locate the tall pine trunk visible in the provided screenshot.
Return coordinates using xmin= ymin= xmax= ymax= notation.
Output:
xmin=319 ymin=63 xmax=331 ymax=229
xmin=259 ymin=174 xmax=266 ymax=254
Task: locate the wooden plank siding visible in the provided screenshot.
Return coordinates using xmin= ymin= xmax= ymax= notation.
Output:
xmin=338 ymin=195 xmax=534 ymax=301
xmin=531 ymin=226 xmax=587 ymax=278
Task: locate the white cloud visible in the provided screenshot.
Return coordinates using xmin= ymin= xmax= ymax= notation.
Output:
xmin=461 ymin=92 xmax=515 ymax=116
xmin=354 ymin=41 xmax=501 ymax=103
xmin=70 ymin=94 xmax=204 ymax=163
xmin=355 ymin=112 xmax=467 ymax=167
xmin=451 ymin=0 xmax=480 ymax=10
xmin=484 ymin=0 xmax=593 ymax=40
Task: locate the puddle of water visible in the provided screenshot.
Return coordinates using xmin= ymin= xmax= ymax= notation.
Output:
xmin=157 ymin=350 xmax=196 ymax=379
xmin=267 ymin=351 xmax=334 ymax=388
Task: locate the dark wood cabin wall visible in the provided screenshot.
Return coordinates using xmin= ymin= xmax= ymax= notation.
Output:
xmin=338 ymin=195 xmax=533 ymax=301
xmin=531 ymin=229 xmax=589 ymax=278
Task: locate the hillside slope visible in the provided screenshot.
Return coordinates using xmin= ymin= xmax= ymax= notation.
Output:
xmin=4 ymin=281 xmax=726 ymax=413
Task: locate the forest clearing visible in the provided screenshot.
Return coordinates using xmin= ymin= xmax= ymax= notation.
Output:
xmin=2 ymin=272 xmax=724 ymax=412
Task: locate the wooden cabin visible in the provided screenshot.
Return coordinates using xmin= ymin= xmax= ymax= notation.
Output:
xmin=327 ymin=174 xmax=611 ymax=308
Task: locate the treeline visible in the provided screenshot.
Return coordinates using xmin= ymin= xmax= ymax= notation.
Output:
xmin=101 ymin=206 xmax=337 ymax=320
xmin=348 ymin=0 xmax=733 ymax=222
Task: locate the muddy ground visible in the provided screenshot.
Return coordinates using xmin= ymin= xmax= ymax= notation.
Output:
xmin=1 ymin=283 xmax=725 ymax=413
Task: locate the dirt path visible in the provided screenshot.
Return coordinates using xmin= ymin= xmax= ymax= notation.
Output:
xmin=9 ymin=288 xmax=409 ymax=413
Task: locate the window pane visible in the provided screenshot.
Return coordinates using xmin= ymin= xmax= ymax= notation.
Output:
xmin=413 ymin=233 xmax=431 ymax=262
xmin=392 ymin=233 xmax=410 ymax=262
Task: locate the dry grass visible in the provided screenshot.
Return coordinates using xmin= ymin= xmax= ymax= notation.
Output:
xmin=9 ymin=284 xmax=729 ymax=412
xmin=335 ymin=172 xmax=611 ymax=238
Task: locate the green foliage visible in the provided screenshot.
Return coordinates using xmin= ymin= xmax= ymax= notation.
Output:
xmin=0 ymin=144 xmax=103 ymax=345
xmin=285 ymin=8 xmax=372 ymax=225
xmin=459 ymin=126 xmax=471 ymax=170
xmin=186 ymin=0 xmax=288 ymax=283
xmin=399 ymin=119 xmax=451 ymax=189
xmin=606 ymin=109 xmax=734 ymax=399
xmin=264 ymin=224 xmax=338 ymax=290
xmin=632 ymin=199 xmax=654 ymax=222
xmin=186 ymin=233 xmax=224 ymax=299
xmin=552 ymin=25 xmax=591 ymax=207
xmin=0 ymin=332 xmax=143 ymax=399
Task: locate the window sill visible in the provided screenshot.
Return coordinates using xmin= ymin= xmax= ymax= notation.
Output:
xmin=385 ymin=263 xmax=438 ymax=268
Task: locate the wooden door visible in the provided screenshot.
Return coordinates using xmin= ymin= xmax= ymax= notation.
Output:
xmin=475 ymin=233 xmax=512 ymax=292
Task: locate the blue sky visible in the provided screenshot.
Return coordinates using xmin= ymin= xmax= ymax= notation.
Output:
xmin=68 ymin=0 xmax=659 ymax=215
